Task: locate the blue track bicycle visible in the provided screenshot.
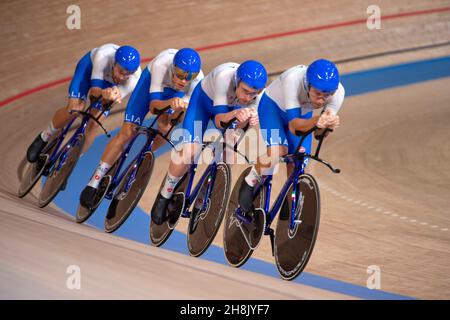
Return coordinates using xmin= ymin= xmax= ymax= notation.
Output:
xmin=223 ymin=127 xmax=340 ymax=280
xmin=76 ymin=106 xmax=183 ymax=234
xmin=150 ymin=118 xmax=248 ymax=257
xmin=18 ymin=97 xmax=112 ymax=208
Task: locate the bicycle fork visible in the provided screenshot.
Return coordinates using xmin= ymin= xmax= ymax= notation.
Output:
xmin=181 ymin=162 xmax=217 ymax=218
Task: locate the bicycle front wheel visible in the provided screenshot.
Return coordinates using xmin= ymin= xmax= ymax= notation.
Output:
xmin=18 ymin=139 xmax=58 ymax=198
xmin=223 ymin=166 xmax=265 ymax=268
xmin=187 ymin=162 xmax=231 ymax=257
xmin=105 ymin=152 xmax=155 ymax=233
xmin=38 ymin=134 xmax=85 ymax=208
xmin=274 ymin=173 xmax=321 ymax=281
xmin=149 ymin=171 xmax=190 ymax=247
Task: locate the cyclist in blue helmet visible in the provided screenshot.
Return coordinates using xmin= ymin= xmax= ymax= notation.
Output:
xmin=26 ymin=43 xmax=142 ymax=164
xmin=151 ymin=60 xmax=268 ymax=225
xmin=238 ymin=59 xmax=345 ymax=214
xmin=80 ymin=48 xmax=204 ymax=209
xmin=115 ymin=45 xmax=141 ymax=73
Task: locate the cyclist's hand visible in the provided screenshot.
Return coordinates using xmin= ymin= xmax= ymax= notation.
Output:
xmin=169 ymin=97 xmax=188 ymax=112
xmin=102 ymin=87 xmax=122 ymax=104
xmin=248 ymin=108 xmax=259 ymax=126
xmin=235 ymin=108 xmax=253 ymax=123
xmin=327 ymin=115 xmax=340 ymax=129
xmin=317 ymin=109 xmax=337 ymax=129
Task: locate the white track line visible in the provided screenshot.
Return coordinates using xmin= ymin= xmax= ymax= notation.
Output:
xmin=319 ymin=108 xmax=449 ymax=232
xmin=322 ymin=183 xmax=448 ymax=232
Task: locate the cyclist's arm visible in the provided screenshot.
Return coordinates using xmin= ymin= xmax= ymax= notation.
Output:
xmin=311 ymin=85 xmax=345 ymax=137
xmin=214 ymin=107 xmax=255 ymax=129
xmin=324 ymin=83 xmax=345 ymax=115
xmin=89 ymin=87 xmax=103 ymax=98
xmin=185 ymin=70 xmax=204 ymax=98
xmin=148 ymin=59 xmax=182 ymax=113
xmin=87 ymin=87 xmax=105 ymax=109
xmin=288 ymin=115 xmax=320 ymax=134
xmin=89 ymin=50 xmax=113 ymax=105
xmin=90 ymin=49 xmax=110 ymax=98
xmin=149 ymin=98 xmax=180 ymax=113
xmin=213 ymin=106 xmax=235 ymax=129
xmin=212 ymin=73 xmax=240 ymax=129
xmin=116 ymin=67 xmax=142 ymax=104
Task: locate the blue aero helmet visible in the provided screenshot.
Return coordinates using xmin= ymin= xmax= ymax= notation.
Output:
xmin=172 ymin=48 xmax=201 ymax=81
xmin=236 ymin=60 xmax=267 ymax=90
xmin=115 ymin=45 xmax=141 ymax=73
xmin=306 ymin=59 xmax=339 ymax=94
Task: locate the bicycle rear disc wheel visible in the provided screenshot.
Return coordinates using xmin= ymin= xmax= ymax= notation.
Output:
xmin=149 ymin=171 xmax=190 ymax=247
xmin=187 ymin=162 xmax=231 ymax=257
xmin=274 ymin=173 xmax=320 ymax=281
xmin=105 ymin=152 xmax=155 ymax=233
xmin=38 ymin=135 xmax=85 ymax=208
xmin=223 ymin=167 xmax=265 ymax=268
xmin=18 ymin=139 xmax=58 ymax=198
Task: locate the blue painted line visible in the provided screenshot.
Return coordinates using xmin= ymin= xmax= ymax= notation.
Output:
xmin=48 ymin=56 xmax=450 ymax=300
xmin=341 ymin=55 xmax=450 ymax=96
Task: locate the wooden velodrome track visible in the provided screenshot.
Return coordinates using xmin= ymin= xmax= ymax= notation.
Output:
xmin=1 ymin=0 xmax=449 ymax=299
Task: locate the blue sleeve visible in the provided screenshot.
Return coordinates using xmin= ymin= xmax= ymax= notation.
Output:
xmin=174 ymin=91 xmax=185 ymax=99
xmin=212 ymin=105 xmax=232 ymax=116
xmin=301 ymin=111 xmax=313 ymax=120
xmin=149 ymin=90 xmax=184 ymax=102
xmin=286 ymin=107 xmax=302 ymax=121
xmin=288 ymin=109 xmax=313 ymax=124
xmin=91 ymin=79 xmax=110 ymax=89
xmin=149 ymin=92 xmax=164 ymax=102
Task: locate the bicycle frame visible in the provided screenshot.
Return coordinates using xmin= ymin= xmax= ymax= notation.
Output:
xmin=105 ymin=108 xmax=181 ymax=200
xmin=246 ymin=127 xmax=340 ymax=235
xmin=180 ymin=149 xmax=218 ymax=218
xmin=178 ymin=119 xmax=249 ymax=219
xmin=258 ymin=152 xmax=307 ymax=233
xmin=43 ymin=103 xmax=107 ymax=176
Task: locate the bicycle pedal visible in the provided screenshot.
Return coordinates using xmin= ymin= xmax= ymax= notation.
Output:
xmin=181 ymin=211 xmax=190 ymax=219
xmin=104 ymin=192 xmax=113 ymax=200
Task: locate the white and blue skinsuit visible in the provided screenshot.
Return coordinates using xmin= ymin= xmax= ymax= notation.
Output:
xmin=68 ymin=43 xmax=142 ymax=114
xmin=182 ymin=62 xmax=260 ymax=143
xmin=259 ymin=64 xmax=345 ymax=157
xmin=124 ymin=48 xmax=204 ymax=126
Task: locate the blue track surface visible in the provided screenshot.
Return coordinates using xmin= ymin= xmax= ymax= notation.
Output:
xmin=49 ymin=56 xmax=450 ymax=300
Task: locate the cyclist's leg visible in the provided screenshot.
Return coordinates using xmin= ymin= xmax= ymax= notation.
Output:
xmin=164 ymin=84 xmax=212 ymax=189
xmin=51 ymin=98 xmax=86 ymax=129
xmin=286 ymin=110 xmax=313 ymax=174
xmin=80 ymin=69 xmax=150 ymax=207
xmin=238 ymin=93 xmax=289 ymax=212
xmin=256 ymin=93 xmax=290 ymax=175
xmin=151 ymin=84 xmax=211 ymax=224
xmin=53 ymin=51 xmax=93 ymax=130
xmin=26 ymin=53 xmax=92 ymax=163
xmin=79 ymin=123 xmax=139 ymax=208
xmin=90 ymin=68 xmax=151 ymax=185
